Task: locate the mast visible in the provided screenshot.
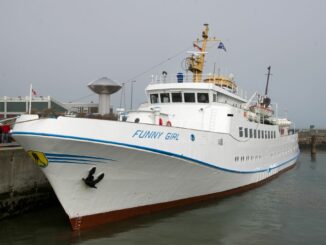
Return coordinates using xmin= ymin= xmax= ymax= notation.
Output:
xmin=265 ymin=66 xmax=271 ymax=95
xmin=262 ymin=66 xmax=272 ymax=108
xmin=187 ymin=24 xmax=215 ymax=83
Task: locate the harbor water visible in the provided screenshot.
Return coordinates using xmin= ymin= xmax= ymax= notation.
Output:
xmin=0 ymin=151 xmax=325 ymax=245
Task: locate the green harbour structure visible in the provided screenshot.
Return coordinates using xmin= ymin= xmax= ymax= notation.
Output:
xmin=0 ymin=96 xmax=99 ymax=118
xmin=0 ymin=96 xmax=67 ymax=118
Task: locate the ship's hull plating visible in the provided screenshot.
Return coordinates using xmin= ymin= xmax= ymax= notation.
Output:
xmin=12 ymin=116 xmax=299 ymax=230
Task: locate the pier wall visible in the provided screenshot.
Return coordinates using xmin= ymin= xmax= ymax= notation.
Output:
xmin=0 ymin=146 xmax=53 ymax=219
xmin=298 ymin=130 xmax=326 ymax=150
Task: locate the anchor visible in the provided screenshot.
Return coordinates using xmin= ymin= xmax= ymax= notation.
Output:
xmin=82 ymin=167 xmax=104 ymax=188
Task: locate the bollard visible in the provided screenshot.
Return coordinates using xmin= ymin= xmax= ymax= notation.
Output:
xmin=311 ymin=135 xmax=317 ymax=155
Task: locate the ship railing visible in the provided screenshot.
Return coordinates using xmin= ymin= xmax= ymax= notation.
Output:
xmin=150 ymin=73 xmax=248 ymax=99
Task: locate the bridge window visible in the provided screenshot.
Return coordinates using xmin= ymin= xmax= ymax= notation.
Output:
xmin=171 ymin=92 xmax=182 ymax=102
xmin=197 ymin=93 xmax=209 ymax=103
xmin=150 ymin=94 xmax=159 ymax=104
xmin=160 ymin=93 xmax=170 ymax=103
xmin=184 ymin=93 xmax=195 ymax=102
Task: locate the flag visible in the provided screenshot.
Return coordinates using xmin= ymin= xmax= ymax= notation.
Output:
xmin=193 ymin=42 xmax=202 ymax=51
xmin=218 ymin=42 xmax=227 ymax=52
xmin=32 ymin=89 xmax=37 ymax=96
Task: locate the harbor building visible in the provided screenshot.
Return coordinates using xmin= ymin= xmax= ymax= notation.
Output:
xmin=0 ymin=96 xmax=102 ymax=119
xmin=0 ymin=96 xmax=68 ymax=118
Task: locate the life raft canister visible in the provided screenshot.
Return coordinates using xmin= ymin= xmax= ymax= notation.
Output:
xmin=166 ymin=121 xmax=172 ymax=127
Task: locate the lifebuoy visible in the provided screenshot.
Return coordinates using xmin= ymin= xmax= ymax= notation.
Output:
xmin=166 ymin=121 xmax=172 ymax=127
xmin=159 ymin=118 xmax=163 ymax=126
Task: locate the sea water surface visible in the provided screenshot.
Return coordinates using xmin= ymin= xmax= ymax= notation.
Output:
xmin=1 ymin=152 xmax=325 ymax=245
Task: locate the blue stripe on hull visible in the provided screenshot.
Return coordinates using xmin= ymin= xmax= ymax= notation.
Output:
xmin=47 ymin=157 xmax=104 ymax=164
xmin=45 ymin=153 xmax=115 ymax=161
xmin=48 ymin=160 xmax=95 ymax=165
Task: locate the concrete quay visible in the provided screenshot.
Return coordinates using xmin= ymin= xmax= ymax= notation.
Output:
xmin=0 ymin=144 xmax=54 ymax=219
xmin=298 ymin=130 xmax=326 ymax=150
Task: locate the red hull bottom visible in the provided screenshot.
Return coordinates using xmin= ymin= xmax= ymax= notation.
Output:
xmin=70 ymin=164 xmax=296 ymax=231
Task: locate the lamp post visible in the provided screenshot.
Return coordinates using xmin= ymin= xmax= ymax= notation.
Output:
xmin=130 ymin=80 xmax=136 ymax=110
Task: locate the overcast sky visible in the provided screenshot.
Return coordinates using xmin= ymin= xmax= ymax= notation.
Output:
xmin=1 ymin=0 xmax=325 ymax=128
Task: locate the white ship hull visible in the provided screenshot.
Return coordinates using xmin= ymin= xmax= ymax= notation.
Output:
xmin=12 ymin=115 xmax=299 ymax=230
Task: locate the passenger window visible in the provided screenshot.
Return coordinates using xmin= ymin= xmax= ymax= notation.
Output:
xmin=197 ymin=93 xmax=209 ymax=103
xmin=258 ymin=130 xmax=260 ymax=139
xmin=172 ymin=92 xmax=182 ymax=102
xmin=254 ymin=129 xmax=257 ymax=138
xmin=150 ymin=94 xmax=159 ymax=104
xmin=184 ymin=93 xmax=195 ymax=102
xmin=239 ymin=127 xmax=243 ymax=137
xmin=262 ymin=131 xmax=264 ymax=139
xmin=249 ymin=129 xmax=253 ymax=138
xmin=160 ymin=93 xmax=170 ymax=103
xmin=244 ymin=128 xmax=248 ymax=138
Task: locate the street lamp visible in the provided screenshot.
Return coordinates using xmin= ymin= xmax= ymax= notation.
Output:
xmin=130 ymin=80 xmax=136 ymax=110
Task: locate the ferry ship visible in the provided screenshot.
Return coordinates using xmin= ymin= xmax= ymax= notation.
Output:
xmin=11 ymin=24 xmax=299 ymax=230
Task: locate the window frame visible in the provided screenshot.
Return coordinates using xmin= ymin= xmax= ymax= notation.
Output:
xmin=184 ymin=92 xmax=196 ymax=103
xmin=197 ymin=93 xmax=209 ymax=103
xmin=160 ymin=93 xmax=170 ymax=103
xmin=171 ymin=92 xmax=183 ymax=103
xmin=150 ymin=93 xmax=159 ymax=104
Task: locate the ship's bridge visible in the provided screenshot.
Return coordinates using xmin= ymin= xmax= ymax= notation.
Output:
xmin=145 ymin=81 xmax=245 ymax=105
xmin=124 ymin=77 xmax=247 ymax=131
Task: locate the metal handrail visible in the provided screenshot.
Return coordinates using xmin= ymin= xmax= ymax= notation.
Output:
xmin=149 ymin=73 xmax=247 ymax=99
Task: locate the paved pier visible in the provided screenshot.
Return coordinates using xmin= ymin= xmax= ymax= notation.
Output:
xmin=0 ymin=144 xmax=54 ymax=219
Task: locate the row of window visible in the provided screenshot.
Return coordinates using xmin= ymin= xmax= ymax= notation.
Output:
xmin=235 ymin=155 xmax=262 ymax=162
xmin=235 ymin=146 xmax=298 ymax=163
xmin=239 ymin=127 xmax=277 ymax=139
xmin=150 ymin=92 xmax=215 ymax=104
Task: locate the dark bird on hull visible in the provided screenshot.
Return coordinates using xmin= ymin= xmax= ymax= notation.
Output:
xmin=82 ymin=167 xmax=105 ymax=188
